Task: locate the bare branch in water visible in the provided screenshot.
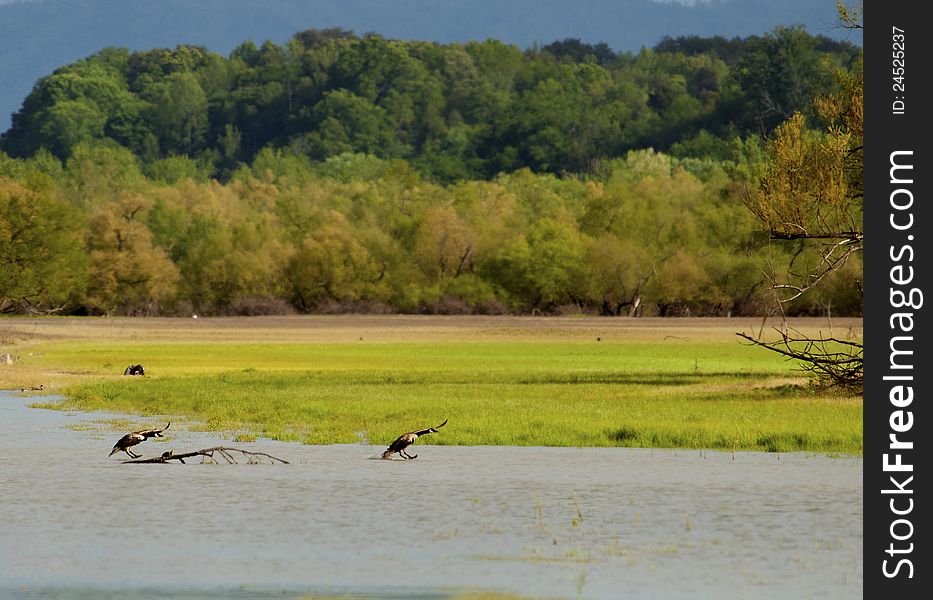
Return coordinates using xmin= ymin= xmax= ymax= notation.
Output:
xmin=122 ymin=447 xmax=289 ymax=464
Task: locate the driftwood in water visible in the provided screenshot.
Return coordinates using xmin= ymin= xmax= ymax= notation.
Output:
xmin=122 ymin=446 xmax=289 ymax=464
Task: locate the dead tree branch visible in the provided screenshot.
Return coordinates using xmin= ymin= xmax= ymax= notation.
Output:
xmin=737 ymin=328 xmax=863 ymax=391
xmin=122 ymin=446 xmax=289 ymax=464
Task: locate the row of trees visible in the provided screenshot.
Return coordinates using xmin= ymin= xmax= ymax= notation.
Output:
xmin=1 ymin=144 xmax=860 ymax=317
xmin=0 ymin=21 xmax=863 ymax=338
xmin=1 ymin=27 xmax=859 ymax=182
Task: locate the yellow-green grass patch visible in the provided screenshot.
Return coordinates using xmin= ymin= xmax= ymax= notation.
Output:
xmin=2 ymin=316 xmax=862 ymax=453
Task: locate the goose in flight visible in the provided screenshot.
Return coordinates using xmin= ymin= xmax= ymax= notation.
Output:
xmin=382 ymin=419 xmax=448 ymax=460
xmin=109 ymin=422 xmax=171 ymax=458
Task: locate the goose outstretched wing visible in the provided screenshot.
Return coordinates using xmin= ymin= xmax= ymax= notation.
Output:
xmin=411 ymin=419 xmax=448 ymax=437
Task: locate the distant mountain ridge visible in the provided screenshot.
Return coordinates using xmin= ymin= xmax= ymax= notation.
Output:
xmin=0 ymin=0 xmax=861 ymax=133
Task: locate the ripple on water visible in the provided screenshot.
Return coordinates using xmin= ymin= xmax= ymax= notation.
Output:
xmin=0 ymin=392 xmax=862 ymax=599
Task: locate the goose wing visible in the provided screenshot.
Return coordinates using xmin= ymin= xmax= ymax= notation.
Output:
xmin=385 ymin=432 xmax=416 ymax=452
xmin=137 ymin=422 xmax=170 ymax=437
xmin=123 ymin=432 xmax=146 ymax=445
xmin=411 ymin=419 xmax=448 ymax=436
xmin=109 ymin=431 xmax=144 ymax=454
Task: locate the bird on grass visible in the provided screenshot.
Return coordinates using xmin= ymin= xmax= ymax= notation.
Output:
xmin=382 ymin=419 xmax=448 ymax=460
xmin=109 ymin=422 xmax=171 ymax=458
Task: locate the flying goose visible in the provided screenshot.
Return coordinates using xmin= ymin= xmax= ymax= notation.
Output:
xmin=109 ymin=422 xmax=171 ymax=458
xmin=382 ymin=419 xmax=448 ymax=460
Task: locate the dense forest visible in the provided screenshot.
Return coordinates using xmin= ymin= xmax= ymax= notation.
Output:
xmin=0 ymin=0 xmax=862 ymax=133
xmin=0 ymin=27 xmax=863 ymax=317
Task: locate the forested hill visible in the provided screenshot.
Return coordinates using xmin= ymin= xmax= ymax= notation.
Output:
xmin=0 ymin=22 xmax=863 ymax=318
xmin=0 ymin=0 xmax=863 ymax=133
xmin=1 ymin=26 xmax=859 ymax=182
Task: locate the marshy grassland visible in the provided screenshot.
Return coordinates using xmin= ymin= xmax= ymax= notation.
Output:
xmin=0 ymin=315 xmax=862 ymax=453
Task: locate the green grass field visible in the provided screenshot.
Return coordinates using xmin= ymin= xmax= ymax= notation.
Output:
xmin=1 ymin=315 xmax=862 ymax=453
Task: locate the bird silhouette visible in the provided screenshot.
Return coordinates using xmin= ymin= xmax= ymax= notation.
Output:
xmin=109 ymin=422 xmax=170 ymax=458
xmin=161 ymin=449 xmax=185 ymax=463
xmin=382 ymin=419 xmax=448 ymax=460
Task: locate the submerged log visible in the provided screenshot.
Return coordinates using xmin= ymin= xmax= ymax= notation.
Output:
xmin=122 ymin=446 xmax=289 ymax=464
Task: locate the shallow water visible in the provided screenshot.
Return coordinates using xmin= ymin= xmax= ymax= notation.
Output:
xmin=0 ymin=391 xmax=861 ymax=599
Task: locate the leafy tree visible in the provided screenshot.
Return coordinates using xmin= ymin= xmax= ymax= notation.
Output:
xmin=302 ymin=89 xmax=394 ymax=158
xmin=63 ymin=142 xmax=145 ymax=205
xmin=733 ymin=26 xmax=839 ymax=133
xmin=585 ymin=233 xmax=651 ymax=316
xmin=742 ymin=60 xmax=862 ymax=306
xmin=0 ymin=178 xmax=87 ymax=312
xmin=485 ymin=218 xmax=588 ymax=310
xmin=654 ymin=35 xmax=747 ymax=66
xmin=84 ymin=194 xmax=180 ymax=314
xmin=412 ymin=205 xmax=474 ymax=280
xmin=283 ymin=215 xmax=379 ymax=311
xmin=142 ymin=71 xmax=209 ymax=155
xmin=292 ymin=27 xmax=356 ymax=50
xmin=315 ymin=152 xmax=389 ymax=183
xmin=37 ymin=100 xmax=108 ymax=158
xmin=144 ymin=154 xmax=214 ymax=183
xmin=542 ymin=38 xmax=617 ymax=65
xmin=173 ymin=214 xmax=284 ymax=313
xmin=2 ymin=55 xmax=143 ymax=158
xmin=649 ymin=250 xmax=714 ymax=316
xmin=738 ymin=26 xmax=862 ymax=389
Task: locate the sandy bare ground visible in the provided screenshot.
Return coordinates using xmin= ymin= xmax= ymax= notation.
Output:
xmin=0 ymin=314 xmax=863 ymax=344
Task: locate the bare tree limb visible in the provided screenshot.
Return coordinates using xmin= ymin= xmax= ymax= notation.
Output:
xmin=737 ymin=328 xmax=863 ymax=391
xmin=770 ymin=241 xmax=861 ymax=303
xmin=122 ymin=447 xmax=289 ymax=464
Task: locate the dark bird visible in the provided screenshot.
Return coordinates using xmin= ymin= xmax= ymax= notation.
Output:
xmin=382 ymin=419 xmax=448 ymax=460
xmin=161 ymin=449 xmax=185 ymax=463
xmin=109 ymin=422 xmax=170 ymax=458
xmin=123 ymin=364 xmax=145 ymax=376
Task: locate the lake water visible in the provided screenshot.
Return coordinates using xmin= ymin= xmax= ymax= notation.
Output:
xmin=0 ymin=391 xmax=862 ymax=599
